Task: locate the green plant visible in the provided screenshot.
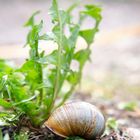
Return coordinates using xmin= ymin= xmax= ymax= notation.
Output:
xmin=118 ymin=101 xmax=138 ymax=111
xmin=66 ymin=136 xmax=84 ymax=140
xmin=13 ymin=131 xmax=28 ymax=140
xmin=106 ymin=117 xmax=118 ymax=130
xmin=0 ymin=0 xmax=101 ymax=127
xmin=0 ymin=129 xmax=2 ymax=139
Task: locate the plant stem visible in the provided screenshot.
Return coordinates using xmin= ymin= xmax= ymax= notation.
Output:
xmin=38 ymin=65 xmax=43 ymax=105
xmin=52 ymin=6 xmax=63 ymax=107
xmin=55 ymin=85 xmax=75 ymax=109
xmin=34 ymin=41 xmax=44 ymax=105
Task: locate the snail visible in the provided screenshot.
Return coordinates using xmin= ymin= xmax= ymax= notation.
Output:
xmin=44 ymin=101 xmax=105 ymax=139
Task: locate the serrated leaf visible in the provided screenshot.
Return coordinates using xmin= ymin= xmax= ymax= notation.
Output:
xmin=49 ymin=0 xmax=58 ymax=22
xmin=79 ymin=28 xmax=97 ymax=45
xmin=49 ymin=0 xmax=70 ymax=24
xmin=84 ymin=5 xmax=102 ymax=22
xmin=74 ymin=49 xmax=91 ymax=69
xmin=38 ymin=51 xmax=69 ymax=70
xmin=79 ymin=5 xmax=102 ymax=45
xmin=24 ymin=11 xmax=40 ymax=27
xmin=26 ymin=20 xmax=43 ymax=49
xmin=19 ymin=60 xmax=41 ymax=89
xmin=68 ymin=25 xmax=80 ymax=49
xmin=38 ymin=50 xmax=58 ymax=65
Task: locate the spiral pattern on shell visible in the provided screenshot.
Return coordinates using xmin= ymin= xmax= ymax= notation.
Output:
xmin=44 ymin=101 xmax=105 ymax=139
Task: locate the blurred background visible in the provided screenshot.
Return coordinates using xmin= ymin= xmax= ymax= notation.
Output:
xmin=0 ymin=0 xmax=140 ymax=110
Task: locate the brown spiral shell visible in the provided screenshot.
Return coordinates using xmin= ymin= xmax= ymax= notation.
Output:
xmin=44 ymin=101 xmax=105 ymax=139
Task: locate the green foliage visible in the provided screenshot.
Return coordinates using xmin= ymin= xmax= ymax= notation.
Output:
xmin=0 ymin=127 xmax=28 ymax=140
xmin=79 ymin=5 xmax=102 ymax=45
xmin=0 ymin=59 xmax=14 ymax=74
xmin=118 ymin=101 xmax=138 ymax=111
xmin=0 ymin=129 xmax=2 ymax=140
xmin=14 ymin=131 xmax=28 ymax=140
xmin=106 ymin=117 xmax=118 ymax=130
xmin=0 ymin=0 xmax=102 ymax=127
xmin=66 ymin=136 xmax=84 ymax=140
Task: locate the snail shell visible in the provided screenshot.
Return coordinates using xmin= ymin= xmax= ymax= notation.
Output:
xmin=44 ymin=101 xmax=105 ymax=139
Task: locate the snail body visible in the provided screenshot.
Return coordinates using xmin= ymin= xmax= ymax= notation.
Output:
xmin=44 ymin=101 xmax=105 ymax=139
